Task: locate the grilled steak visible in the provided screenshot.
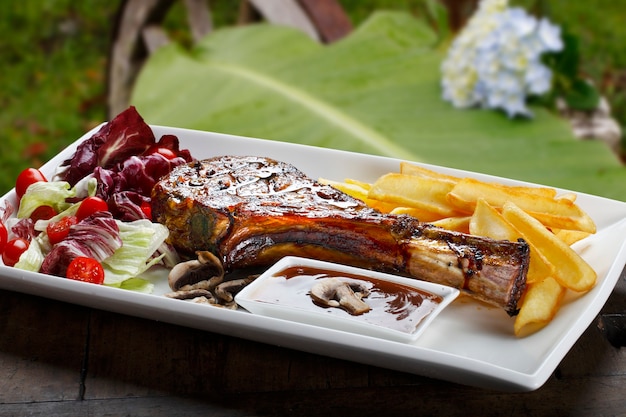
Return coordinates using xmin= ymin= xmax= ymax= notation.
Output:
xmin=152 ymin=155 xmax=529 ymax=315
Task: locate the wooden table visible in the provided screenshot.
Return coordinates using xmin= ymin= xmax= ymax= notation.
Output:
xmin=1 ymin=266 xmax=625 ymax=417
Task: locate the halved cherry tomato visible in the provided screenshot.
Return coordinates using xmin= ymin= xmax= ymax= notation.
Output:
xmin=30 ymin=205 xmax=57 ymax=222
xmin=16 ymin=168 xmax=47 ymax=199
xmin=144 ymin=145 xmax=177 ymax=160
xmin=76 ymin=196 xmax=109 ymax=221
xmin=2 ymin=238 xmax=29 ymax=267
xmin=0 ymin=222 xmax=7 ymax=253
xmin=66 ymin=257 xmax=105 ymax=284
xmin=47 ymin=215 xmax=78 ymax=245
xmin=140 ymin=201 xmax=152 ymax=219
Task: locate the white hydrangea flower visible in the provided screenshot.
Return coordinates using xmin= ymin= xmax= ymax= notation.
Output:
xmin=441 ymin=0 xmax=563 ymax=117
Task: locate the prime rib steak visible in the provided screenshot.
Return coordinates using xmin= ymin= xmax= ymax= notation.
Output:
xmin=151 ymin=155 xmax=529 ymax=315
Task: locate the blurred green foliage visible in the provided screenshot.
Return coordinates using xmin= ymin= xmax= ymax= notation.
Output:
xmin=0 ymin=1 xmax=117 ymax=194
xmin=0 ymin=0 xmax=623 ymax=196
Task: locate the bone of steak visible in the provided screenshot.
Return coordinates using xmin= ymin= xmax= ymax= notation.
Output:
xmin=151 ymin=156 xmax=529 ymax=315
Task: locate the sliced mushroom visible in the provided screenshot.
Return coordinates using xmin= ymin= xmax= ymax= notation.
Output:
xmin=168 ymin=250 xmax=224 ymax=292
xmin=164 ymin=288 xmax=217 ymax=304
xmin=166 ymin=252 xmax=260 ymax=309
xmin=214 ymin=275 xmax=259 ymax=303
xmin=310 ymin=278 xmax=371 ymax=315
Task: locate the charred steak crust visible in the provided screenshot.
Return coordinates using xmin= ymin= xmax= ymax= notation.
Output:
xmin=152 ymin=155 xmax=529 ymax=315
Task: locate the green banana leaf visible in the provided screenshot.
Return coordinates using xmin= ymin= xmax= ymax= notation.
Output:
xmin=131 ymin=11 xmax=626 ymax=201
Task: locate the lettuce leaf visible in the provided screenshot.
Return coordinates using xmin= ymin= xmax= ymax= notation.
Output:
xmin=14 ymin=234 xmax=46 ymax=272
xmin=101 ymin=219 xmax=170 ymax=286
xmin=18 ymin=177 xmax=98 ymax=222
xmin=17 ymin=181 xmax=76 ymax=219
xmin=113 ymin=277 xmax=154 ymax=294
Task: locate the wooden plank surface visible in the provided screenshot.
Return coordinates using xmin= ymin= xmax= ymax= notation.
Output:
xmin=1 ymin=267 xmax=625 ymax=416
xmin=0 ymin=292 xmax=88 ymax=404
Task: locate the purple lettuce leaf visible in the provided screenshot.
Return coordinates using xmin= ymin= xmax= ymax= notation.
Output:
xmin=156 ymin=134 xmax=193 ymax=162
xmin=10 ymin=217 xmax=36 ymax=241
xmin=59 ymin=106 xmax=156 ymax=186
xmin=107 ymin=191 xmax=150 ymax=222
xmin=92 ymin=153 xmax=189 ymax=221
xmin=40 ymin=212 xmax=122 ymax=277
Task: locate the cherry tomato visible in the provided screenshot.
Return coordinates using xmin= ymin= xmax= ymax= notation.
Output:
xmin=66 ymin=257 xmax=105 ymax=284
xmin=76 ymin=196 xmax=109 ymax=221
xmin=30 ymin=205 xmax=57 ymax=222
xmin=47 ymin=215 xmax=78 ymax=245
xmin=0 ymin=222 xmax=7 ymax=253
xmin=144 ymin=145 xmax=177 ymax=160
xmin=16 ymin=168 xmax=47 ymax=199
xmin=140 ymin=201 xmax=152 ymax=219
xmin=2 ymin=238 xmax=29 ymax=267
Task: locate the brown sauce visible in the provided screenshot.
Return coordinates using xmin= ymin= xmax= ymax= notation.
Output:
xmin=251 ymin=266 xmax=443 ymax=334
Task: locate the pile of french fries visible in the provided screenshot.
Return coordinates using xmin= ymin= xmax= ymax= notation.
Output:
xmin=320 ymin=162 xmax=597 ymax=337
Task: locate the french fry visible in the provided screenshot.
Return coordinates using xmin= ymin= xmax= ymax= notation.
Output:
xmin=469 ymin=198 xmax=518 ymax=240
xmin=553 ymin=229 xmax=591 ymax=246
xmin=369 ymin=173 xmax=465 ymax=218
xmin=319 ymin=178 xmax=398 ymax=213
xmin=448 ymin=178 xmax=595 ymax=233
xmin=431 ymin=216 xmax=471 ymax=233
xmin=450 ymin=177 xmax=558 ymax=200
xmin=366 ymin=199 xmax=404 ymax=213
xmin=319 ymin=178 xmax=368 ymax=200
xmin=399 ymin=162 xmax=459 ymax=184
xmin=514 ymin=276 xmax=565 ymax=337
xmin=390 ymin=207 xmax=449 ymax=222
xmin=502 ymin=202 xmax=597 ymax=292
xmin=557 ymin=192 xmax=577 ymax=203
xmin=344 ymin=178 xmax=373 ymax=191
xmin=469 ymin=199 xmax=554 ymax=284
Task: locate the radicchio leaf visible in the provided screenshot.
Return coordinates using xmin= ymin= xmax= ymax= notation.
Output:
xmin=93 ymin=154 xmax=188 ymax=213
xmin=108 ymin=191 xmax=150 ymax=222
xmin=96 ymin=107 xmax=156 ymax=169
xmin=11 ymin=218 xmax=35 ymax=241
xmin=60 ymin=106 xmax=155 ymax=186
xmin=156 ymin=134 xmax=193 ymax=162
xmin=93 ymin=167 xmax=115 ymax=200
xmin=113 ymin=154 xmax=187 ymax=197
xmin=40 ymin=212 xmax=122 ymax=277
xmin=59 ymin=107 xmax=194 ymax=194
xmin=1 ymin=200 xmax=14 ymax=223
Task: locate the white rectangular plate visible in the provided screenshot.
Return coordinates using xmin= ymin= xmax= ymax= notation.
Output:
xmin=2 ymin=124 xmax=626 ymax=392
